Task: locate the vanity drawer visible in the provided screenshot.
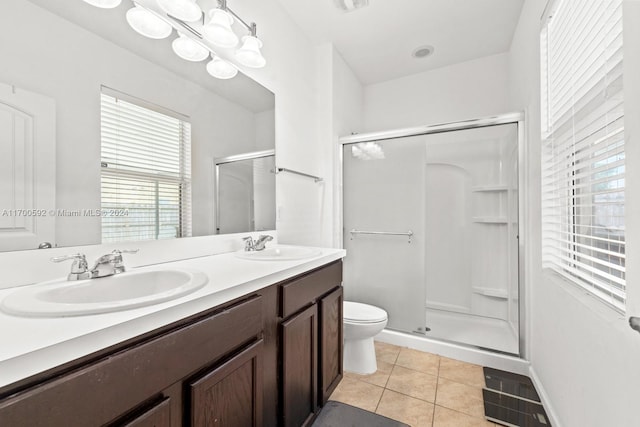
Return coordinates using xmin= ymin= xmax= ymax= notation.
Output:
xmin=0 ymin=295 xmax=263 ymax=427
xmin=280 ymin=261 xmax=343 ymax=318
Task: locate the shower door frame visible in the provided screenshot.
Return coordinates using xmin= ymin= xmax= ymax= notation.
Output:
xmin=338 ymin=112 xmax=527 ymax=357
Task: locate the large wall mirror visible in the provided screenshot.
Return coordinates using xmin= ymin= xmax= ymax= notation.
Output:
xmin=0 ymin=0 xmax=275 ymax=251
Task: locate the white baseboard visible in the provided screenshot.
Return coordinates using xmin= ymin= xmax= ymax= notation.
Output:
xmin=529 ymin=366 xmax=562 ymax=427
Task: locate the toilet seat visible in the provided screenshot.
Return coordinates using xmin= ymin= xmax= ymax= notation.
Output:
xmin=344 ymin=301 xmax=387 ymax=324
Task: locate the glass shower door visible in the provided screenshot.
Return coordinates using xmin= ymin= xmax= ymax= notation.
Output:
xmin=342 ymin=121 xmax=520 ymax=354
xmin=343 ymin=136 xmax=427 ymax=334
xmin=423 ymin=124 xmax=519 ymax=354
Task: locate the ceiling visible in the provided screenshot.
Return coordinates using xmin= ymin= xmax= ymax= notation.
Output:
xmin=275 ymin=0 xmax=525 ymax=85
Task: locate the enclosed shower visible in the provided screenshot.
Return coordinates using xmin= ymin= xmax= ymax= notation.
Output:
xmin=341 ymin=114 xmax=522 ymax=355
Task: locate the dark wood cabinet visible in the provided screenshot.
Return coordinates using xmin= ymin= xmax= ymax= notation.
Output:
xmin=190 ymin=340 xmax=264 ymax=427
xmin=279 ymin=261 xmax=343 ymax=427
xmin=121 ymin=397 xmax=172 ymax=427
xmin=281 ymin=304 xmax=318 ymax=427
xmin=319 ymin=286 xmax=343 ymax=405
xmin=0 ymin=260 xmax=343 ymax=427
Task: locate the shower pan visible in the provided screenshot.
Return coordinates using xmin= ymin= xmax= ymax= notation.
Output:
xmin=341 ymin=113 xmax=523 ymax=355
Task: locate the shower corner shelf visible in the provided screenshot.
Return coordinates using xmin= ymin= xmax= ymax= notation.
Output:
xmin=472 ymin=216 xmax=508 ymax=224
xmin=471 ymin=185 xmax=508 ymax=192
xmin=472 ymin=286 xmax=508 ymax=299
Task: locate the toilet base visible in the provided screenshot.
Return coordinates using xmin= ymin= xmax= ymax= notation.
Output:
xmin=344 ymin=337 xmax=377 ymax=375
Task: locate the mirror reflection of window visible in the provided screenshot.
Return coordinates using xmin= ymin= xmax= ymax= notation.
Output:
xmin=216 ymin=152 xmax=275 ymax=234
xmin=100 ymin=89 xmax=192 ymax=243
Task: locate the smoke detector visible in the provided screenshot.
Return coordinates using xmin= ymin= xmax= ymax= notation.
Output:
xmin=334 ymin=0 xmax=369 ymax=13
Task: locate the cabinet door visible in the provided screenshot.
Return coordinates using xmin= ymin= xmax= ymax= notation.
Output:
xmin=319 ymin=287 xmax=343 ymax=404
xmin=120 ymin=397 xmax=172 ymax=427
xmin=281 ymin=304 xmax=318 ymax=427
xmin=189 ymin=340 xmax=264 ymax=427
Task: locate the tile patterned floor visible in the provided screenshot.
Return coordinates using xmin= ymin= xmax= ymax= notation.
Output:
xmin=329 ymin=342 xmax=500 ymax=427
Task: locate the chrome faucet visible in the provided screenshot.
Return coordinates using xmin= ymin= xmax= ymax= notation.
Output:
xmin=242 ymin=235 xmax=273 ymax=251
xmin=52 ymin=249 xmax=139 ymax=280
xmin=51 ymin=253 xmax=91 ymax=281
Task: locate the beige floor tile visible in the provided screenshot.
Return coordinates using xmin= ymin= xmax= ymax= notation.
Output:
xmin=435 ymin=377 xmax=485 ymax=418
xmin=395 ymin=347 xmax=440 ymax=376
xmin=345 ymin=360 xmax=394 ymax=387
xmin=433 ymin=405 xmax=494 ymax=427
xmin=375 ymin=341 xmax=402 ymax=365
xmin=386 ymin=365 xmax=438 ymax=403
xmin=438 ymin=357 xmax=485 ymax=388
xmin=376 ymin=389 xmax=435 ymax=427
xmin=328 ymin=376 xmax=384 ymax=412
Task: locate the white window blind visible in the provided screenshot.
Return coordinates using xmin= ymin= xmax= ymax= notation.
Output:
xmin=541 ymin=0 xmax=625 ymax=311
xmin=100 ymin=90 xmax=192 ymax=243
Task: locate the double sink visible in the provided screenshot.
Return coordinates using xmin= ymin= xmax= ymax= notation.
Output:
xmin=1 ymin=245 xmax=321 ymax=317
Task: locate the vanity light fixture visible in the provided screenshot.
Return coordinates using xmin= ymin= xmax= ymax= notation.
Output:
xmin=235 ymin=25 xmax=266 ymax=68
xmin=126 ymin=5 xmax=173 ymax=39
xmin=84 ymin=0 xmax=266 ymax=79
xmin=172 ymin=33 xmax=210 ymax=61
xmin=203 ymin=7 xmax=239 ymax=48
xmin=206 ymin=55 xmax=238 ymax=79
xmin=157 ymin=0 xmax=202 ymax=22
xmin=82 ymin=0 xmax=122 ymax=8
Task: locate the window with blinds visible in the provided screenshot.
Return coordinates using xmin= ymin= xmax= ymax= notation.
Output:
xmin=540 ymin=0 xmax=625 ymax=311
xmin=100 ymin=89 xmax=192 ymax=243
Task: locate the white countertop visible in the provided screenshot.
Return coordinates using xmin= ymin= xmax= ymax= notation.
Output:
xmin=0 ymin=246 xmax=345 ymax=389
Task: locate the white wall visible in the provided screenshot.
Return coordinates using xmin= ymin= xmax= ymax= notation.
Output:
xmin=362 ymin=53 xmax=511 ymax=132
xmin=223 ymin=0 xmax=326 ymax=246
xmin=0 ymin=0 xmax=259 ymax=245
xmin=316 ymin=43 xmax=364 ymax=248
xmin=509 ymin=1 xmax=640 ymax=426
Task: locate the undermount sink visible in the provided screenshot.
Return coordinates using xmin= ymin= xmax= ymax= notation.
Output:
xmin=234 ymin=245 xmax=322 ymax=261
xmin=1 ymin=269 xmax=208 ymax=317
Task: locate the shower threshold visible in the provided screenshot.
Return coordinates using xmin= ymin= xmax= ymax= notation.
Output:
xmin=424 ymin=308 xmax=518 ymax=354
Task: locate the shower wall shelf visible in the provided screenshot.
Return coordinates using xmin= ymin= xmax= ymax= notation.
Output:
xmin=472 ymin=217 xmax=508 ymax=224
xmin=471 ymin=185 xmax=508 ymax=192
xmin=472 ymin=286 xmax=508 ymax=299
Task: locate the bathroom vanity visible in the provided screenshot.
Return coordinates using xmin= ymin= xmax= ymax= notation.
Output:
xmin=0 ymin=249 xmax=344 ymax=427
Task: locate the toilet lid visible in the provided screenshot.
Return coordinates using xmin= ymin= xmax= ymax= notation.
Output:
xmin=344 ymin=301 xmax=388 ymax=323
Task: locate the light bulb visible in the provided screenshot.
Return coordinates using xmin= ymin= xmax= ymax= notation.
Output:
xmin=172 ymin=34 xmax=210 ymax=61
xmin=126 ymin=6 xmax=173 ymax=39
xmin=82 ymin=0 xmax=122 ymax=8
xmin=157 ymin=0 xmax=202 ymax=22
xmin=235 ymin=35 xmax=266 ymax=68
xmin=206 ymin=56 xmax=238 ymax=79
xmin=203 ymin=9 xmax=239 ymax=48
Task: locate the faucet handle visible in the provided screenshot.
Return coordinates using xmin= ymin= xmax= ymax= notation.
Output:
xmin=51 ymin=253 xmax=89 ymax=279
xmin=243 ymin=236 xmax=255 ymax=251
xmin=110 ymin=249 xmax=139 ymax=270
xmin=51 ymin=253 xmax=88 ymax=270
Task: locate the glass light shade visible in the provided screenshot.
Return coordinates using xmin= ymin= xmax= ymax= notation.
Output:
xmin=82 ymin=0 xmax=122 ymax=8
xmin=172 ymin=34 xmax=210 ymax=62
xmin=157 ymin=0 xmax=202 ymax=22
xmin=126 ymin=6 xmax=173 ymax=39
xmin=203 ymin=9 xmax=239 ymax=48
xmin=206 ymin=56 xmax=238 ymax=79
xmin=235 ymin=35 xmax=266 ymax=68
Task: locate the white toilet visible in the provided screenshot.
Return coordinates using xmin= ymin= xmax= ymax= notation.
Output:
xmin=343 ymin=301 xmax=388 ymax=375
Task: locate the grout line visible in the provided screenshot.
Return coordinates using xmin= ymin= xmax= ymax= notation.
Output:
xmin=431 ymin=357 xmax=441 ymax=426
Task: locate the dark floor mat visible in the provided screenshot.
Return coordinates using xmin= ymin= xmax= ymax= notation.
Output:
xmin=484 ymin=367 xmax=541 ymax=402
xmin=483 ymin=389 xmax=551 ymax=427
xmin=312 ymin=401 xmax=410 ymax=427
